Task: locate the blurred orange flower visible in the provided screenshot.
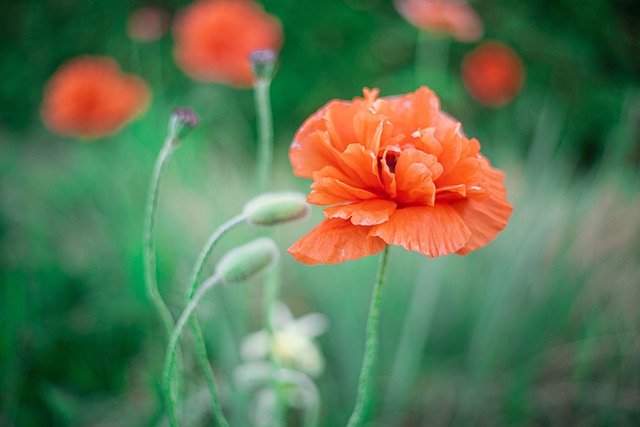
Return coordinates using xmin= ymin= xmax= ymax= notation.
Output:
xmin=173 ymin=0 xmax=283 ymax=87
xmin=394 ymin=0 xmax=483 ymax=42
xmin=462 ymin=41 xmax=525 ymax=107
xmin=288 ymin=87 xmax=513 ymax=265
xmin=127 ymin=6 xmax=170 ymax=42
xmin=41 ymin=56 xmax=150 ymax=139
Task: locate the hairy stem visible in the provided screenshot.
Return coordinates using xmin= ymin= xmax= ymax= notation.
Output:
xmin=164 ymin=274 xmax=222 ymax=427
xmin=185 ymin=215 xmax=245 ymax=427
xmin=346 ymin=246 xmax=391 ymax=427
xmin=143 ymin=136 xmax=177 ymax=336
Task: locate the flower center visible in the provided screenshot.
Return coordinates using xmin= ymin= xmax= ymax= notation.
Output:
xmin=383 ymin=151 xmax=400 ymax=174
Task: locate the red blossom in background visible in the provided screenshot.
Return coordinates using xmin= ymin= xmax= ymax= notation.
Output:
xmin=288 ymin=87 xmax=513 ymax=265
xmin=462 ymin=41 xmax=526 ymax=107
xmin=173 ymin=0 xmax=283 ymax=87
xmin=394 ymin=0 xmax=483 ymax=42
xmin=40 ymin=56 xmax=150 ymax=140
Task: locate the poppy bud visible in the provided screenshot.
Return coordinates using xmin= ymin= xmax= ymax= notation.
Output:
xmin=244 ymin=192 xmax=309 ymax=226
xmin=250 ymin=50 xmax=278 ymax=83
xmin=216 ymin=238 xmax=279 ymax=284
xmin=168 ymin=108 xmax=200 ymax=141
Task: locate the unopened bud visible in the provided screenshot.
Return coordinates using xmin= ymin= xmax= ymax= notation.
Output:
xmin=244 ymin=192 xmax=309 ymax=226
xmin=216 ymin=238 xmax=279 ymax=284
xmin=168 ymin=108 xmax=200 ymax=141
xmin=250 ymin=50 xmax=278 ymax=83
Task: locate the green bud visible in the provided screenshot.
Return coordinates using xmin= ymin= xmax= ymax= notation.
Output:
xmin=216 ymin=238 xmax=279 ymax=284
xmin=244 ymin=192 xmax=309 ymax=226
xmin=168 ymin=108 xmax=200 ymax=142
xmin=250 ymin=50 xmax=278 ymax=83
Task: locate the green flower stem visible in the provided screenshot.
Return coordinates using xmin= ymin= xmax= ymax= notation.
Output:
xmin=415 ymin=32 xmax=451 ymax=95
xmin=164 ymin=274 xmax=223 ymax=427
xmin=346 ymin=245 xmax=391 ymax=427
xmin=277 ymin=369 xmax=321 ymax=427
xmin=253 ymin=64 xmax=284 ymax=426
xmin=185 ymin=215 xmax=246 ymax=427
xmin=263 ymin=263 xmax=286 ymax=427
xmin=143 ymin=136 xmax=178 ymax=337
xmin=254 ymin=78 xmax=274 ymax=193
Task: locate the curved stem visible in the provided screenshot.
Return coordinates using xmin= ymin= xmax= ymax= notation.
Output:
xmin=277 ymin=369 xmax=321 ymax=427
xmin=143 ymin=136 xmax=178 ymax=336
xmin=185 ymin=215 xmax=245 ymax=427
xmin=346 ymin=246 xmax=391 ymax=427
xmin=254 ymin=79 xmax=274 ymax=193
xmin=164 ymin=274 xmax=222 ymax=427
xmin=186 ymin=215 xmax=246 ymax=300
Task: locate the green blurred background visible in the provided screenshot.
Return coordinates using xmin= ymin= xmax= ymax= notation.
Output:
xmin=1 ymin=0 xmax=639 ymax=426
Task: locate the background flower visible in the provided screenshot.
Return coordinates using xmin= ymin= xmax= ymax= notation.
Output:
xmin=126 ymin=6 xmax=170 ymax=42
xmin=462 ymin=41 xmax=526 ymax=107
xmin=394 ymin=0 xmax=483 ymax=42
xmin=240 ymin=302 xmax=328 ymax=378
xmin=173 ymin=0 xmax=283 ymax=87
xmin=288 ymin=87 xmax=513 ymax=265
xmin=40 ymin=56 xmax=150 ymax=139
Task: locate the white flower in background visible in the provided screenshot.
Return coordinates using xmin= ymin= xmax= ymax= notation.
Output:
xmin=240 ymin=302 xmax=329 ymax=378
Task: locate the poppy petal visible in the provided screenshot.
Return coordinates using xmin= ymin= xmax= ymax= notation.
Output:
xmin=308 ymin=165 xmax=381 ymax=205
xmin=454 ymin=156 xmax=513 ymax=254
xmin=394 ymin=148 xmax=442 ymax=206
xmin=369 ymin=205 xmax=471 ymax=257
xmin=290 ymin=131 xmax=341 ymax=179
xmin=288 ymin=218 xmax=387 ymax=265
xmin=324 ymin=199 xmax=397 ymax=226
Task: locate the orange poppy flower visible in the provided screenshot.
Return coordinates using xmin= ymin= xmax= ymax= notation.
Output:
xmin=173 ymin=0 xmax=283 ymax=87
xmin=288 ymin=87 xmax=513 ymax=265
xmin=127 ymin=7 xmax=170 ymax=42
xmin=394 ymin=0 xmax=483 ymax=42
xmin=41 ymin=56 xmax=150 ymax=139
xmin=462 ymin=41 xmax=525 ymax=107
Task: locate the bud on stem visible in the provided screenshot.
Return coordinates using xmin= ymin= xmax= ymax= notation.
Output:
xmin=216 ymin=238 xmax=279 ymax=284
xmin=168 ymin=108 xmax=200 ymax=142
xmin=244 ymin=192 xmax=309 ymax=226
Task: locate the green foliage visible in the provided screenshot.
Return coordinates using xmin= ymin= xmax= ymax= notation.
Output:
xmin=1 ymin=0 xmax=639 ymax=426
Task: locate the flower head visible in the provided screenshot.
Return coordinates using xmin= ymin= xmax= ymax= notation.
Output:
xmin=173 ymin=0 xmax=283 ymax=87
xmin=288 ymin=87 xmax=513 ymax=265
xmin=394 ymin=0 xmax=483 ymax=42
xmin=127 ymin=6 xmax=170 ymax=42
xmin=462 ymin=41 xmax=525 ymax=107
xmin=41 ymin=56 xmax=150 ymax=139
xmin=240 ymin=302 xmax=328 ymax=378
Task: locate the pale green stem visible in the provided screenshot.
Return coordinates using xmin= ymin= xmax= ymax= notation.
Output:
xmin=263 ymin=263 xmax=285 ymax=427
xmin=143 ymin=136 xmax=178 ymax=336
xmin=277 ymin=369 xmax=321 ymax=427
xmin=346 ymin=246 xmax=391 ymax=427
xmin=185 ymin=215 xmax=245 ymax=427
xmin=415 ymin=32 xmax=451 ymax=95
xmin=164 ymin=274 xmax=222 ymax=427
xmin=143 ymin=136 xmax=183 ymax=416
xmin=254 ymin=78 xmax=274 ymax=193
xmin=254 ymin=72 xmax=284 ymax=426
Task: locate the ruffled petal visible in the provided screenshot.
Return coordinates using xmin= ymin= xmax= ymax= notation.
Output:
xmin=394 ymin=148 xmax=442 ymax=206
xmin=287 ymin=218 xmax=387 ymax=265
xmin=453 ymin=156 xmax=513 ymax=255
xmin=353 ymin=109 xmax=392 ymax=154
xmin=334 ymin=144 xmax=385 ymax=192
xmin=369 ymin=205 xmax=471 ymax=257
xmin=308 ymin=164 xmax=381 ymax=205
xmin=290 ymin=131 xmax=342 ymax=179
xmin=324 ymin=199 xmax=397 ymax=226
